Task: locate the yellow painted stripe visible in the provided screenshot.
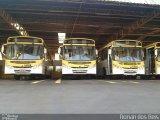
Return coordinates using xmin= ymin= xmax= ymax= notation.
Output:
xmin=32 ymin=80 xmax=45 ymax=84
xmin=104 ymin=81 xmax=117 ymax=84
xmin=121 ymin=81 xmax=127 ymax=82
xmin=130 ymin=81 xmax=139 ymax=84
xmin=55 ymin=79 xmax=61 ymax=84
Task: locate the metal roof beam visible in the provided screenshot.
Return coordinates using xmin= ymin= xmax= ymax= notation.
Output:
xmin=120 ymin=9 xmax=160 ymax=39
xmin=98 ymin=9 xmax=160 ymax=49
xmin=5 ymin=8 xmax=147 ymax=18
xmin=138 ymin=29 xmax=160 ymax=40
xmin=0 ymin=9 xmax=29 ymax=36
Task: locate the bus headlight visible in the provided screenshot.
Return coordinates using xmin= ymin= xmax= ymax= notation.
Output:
xmin=62 ymin=64 xmax=71 ymax=69
xmin=32 ymin=64 xmax=41 ymax=69
xmin=138 ymin=66 xmax=144 ymax=70
xmin=113 ymin=65 xmax=122 ymax=70
xmin=5 ymin=64 xmax=14 ymax=69
xmin=113 ymin=65 xmax=123 ymax=74
xmin=5 ymin=64 xmax=15 ymax=74
xmin=137 ymin=66 xmax=145 ymax=74
xmin=89 ymin=64 xmax=96 ymax=69
xmin=62 ymin=64 xmax=72 ymax=74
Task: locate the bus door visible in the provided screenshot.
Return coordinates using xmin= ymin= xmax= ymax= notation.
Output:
xmin=147 ymin=47 xmax=155 ymax=74
xmin=100 ymin=48 xmax=108 ymax=76
xmin=108 ymin=49 xmax=112 ymax=74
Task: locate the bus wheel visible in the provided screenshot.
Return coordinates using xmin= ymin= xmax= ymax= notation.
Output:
xmin=41 ymin=75 xmax=46 ymax=80
xmin=135 ymin=75 xmax=141 ymax=80
xmin=62 ymin=75 xmax=69 ymax=80
xmin=50 ymin=73 xmax=54 ymax=80
xmin=61 ymin=75 xmax=65 ymax=80
xmin=20 ymin=75 xmax=29 ymax=80
xmin=14 ymin=75 xmax=20 ymax=80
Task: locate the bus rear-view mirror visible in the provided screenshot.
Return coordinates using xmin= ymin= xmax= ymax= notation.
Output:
xmin=155 ymin=49 xmax=158 ymax=56
xmin=58 ymin=48 xmax=61 ymax=54
xmin=44 ymin=48 xmax=47 ymax=54
xmin=1 ymin=44 xmax=7 ymax=55
xmin=108 ymin=49 xmax=111 ymax=55
xmin=0 ymin=52 xmax=2 ymax=60
xmin=96 ymin=49 xmax=98 ymax=55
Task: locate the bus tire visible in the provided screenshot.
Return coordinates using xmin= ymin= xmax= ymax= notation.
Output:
xmin=14 ymin=75 xmax=20 ymax=80
xmin=39 ymin=75 xmax=46 ymax=80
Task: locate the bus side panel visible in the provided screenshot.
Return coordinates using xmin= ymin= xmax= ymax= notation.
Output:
xmin=146 ymin=47 xmax=155 ymax=75
xmin=144 ymin=48 xmax=149 ymax=75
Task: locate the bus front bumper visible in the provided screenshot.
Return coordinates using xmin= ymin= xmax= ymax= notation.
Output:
xmin=4 ymin=65 xmax=44 ymax=75
xmin=112 ymin=67 xmax=145 ymax=75
xmin=62 ymin=66 xmax=96 ymax=75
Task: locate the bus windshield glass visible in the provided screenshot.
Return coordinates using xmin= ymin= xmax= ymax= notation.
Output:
xmin=64 ymin=46 xmax=96 ymax=60
xmin=112 ymin=47 xmax=143 ymax=62
xmin=64 ymin=39 xmax=94 ymax=44
xmin=113 ymin=41 xmax=141 ymax=47
xmin=6 ymin=44 xmax=44 ymax=60
xmin=8 ymin=37 xmax=42 ymax=43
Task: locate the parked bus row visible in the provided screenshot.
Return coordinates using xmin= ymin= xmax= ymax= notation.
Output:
xmin=0 ymin=36 xmax=160 ymax=80
xmin=59 ymin=39 xmax=160 ymax=80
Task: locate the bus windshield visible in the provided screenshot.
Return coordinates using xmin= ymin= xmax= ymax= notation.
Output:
xmin=6 ymin=44 xmax=44 ymax=60
xmin=64 ymin=46 xmax=96 ymax=60
xmin=112 ymin=47 xmax=143 ymax=62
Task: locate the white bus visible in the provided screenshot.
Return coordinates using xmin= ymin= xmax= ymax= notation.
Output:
xmin=59 ymin=38 xmax=97 ymax=79
xmin=97 ymin=40 xmax=145 ymax=79
xmin=1 ymin=36 xmax=53 ymax=80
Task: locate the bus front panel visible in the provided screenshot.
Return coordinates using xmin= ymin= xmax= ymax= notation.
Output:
xmin=62 ymin=60 xmax=96 ymax=75
xmin=4 ymin=60 xmax=45 ymax=75
xmin=112 ymin=61 xmax=145 ymax=75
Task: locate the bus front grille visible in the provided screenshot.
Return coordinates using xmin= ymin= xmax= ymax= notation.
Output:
xmin=124 ymin=69 xmax=137 ymax=73
xmin=68 ymin=62 xmax=91 ymax=64
xmin=120 ymin=62 xmax=141 ymax=65
xmin=13 ymin=66 xmax=32 ymax=68
xmin=71 ymin=67 xmax=88 ymax=68
xmin=14 ymin=70 xmax=31 ymax=73
xmin=72 ymin=70 xmax=87 ymax=73
xmin=10 ymin=61 xmax=36 ymax=64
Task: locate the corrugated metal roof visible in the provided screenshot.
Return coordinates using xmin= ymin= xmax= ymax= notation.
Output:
xmin=105 ymin=0 xmax=160 ymax=5
xmin=1 ymin=0 xmax=160 ymax=52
